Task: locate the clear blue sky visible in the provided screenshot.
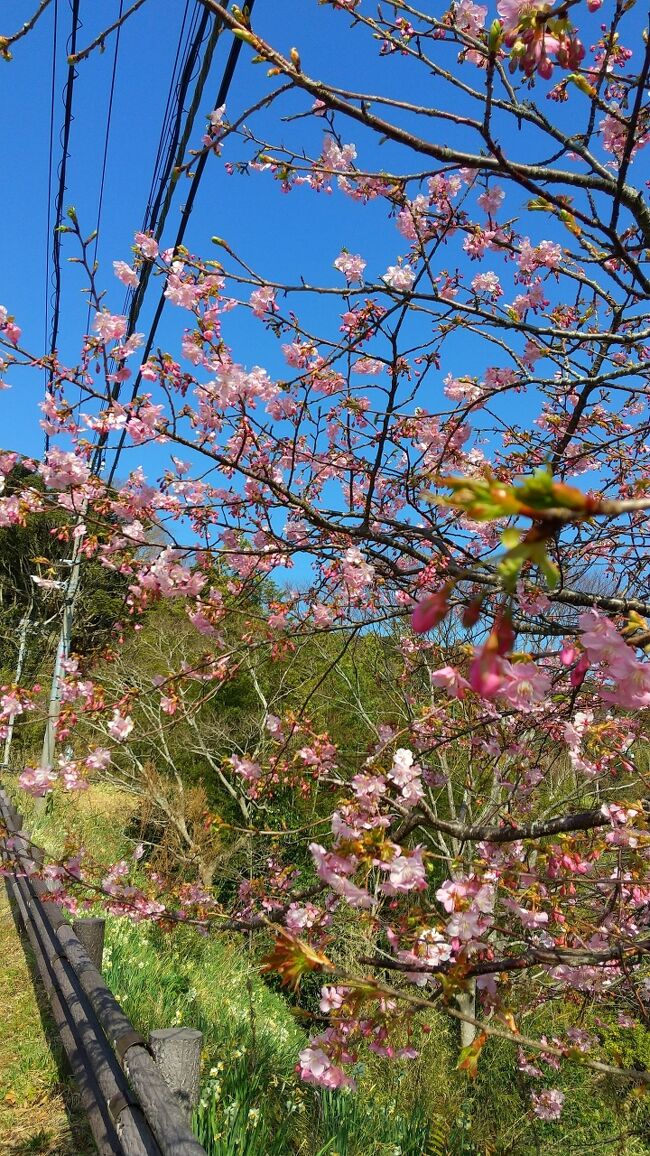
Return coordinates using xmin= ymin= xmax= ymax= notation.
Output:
xmin=0 ymin=0 xmax=629 ymax=481
xmin=2 ymin=0 xmax=428 ymax=461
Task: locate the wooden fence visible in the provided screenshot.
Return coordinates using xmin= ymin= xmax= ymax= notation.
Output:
xmin=0 ymin=786 xmax=208 ymax=1156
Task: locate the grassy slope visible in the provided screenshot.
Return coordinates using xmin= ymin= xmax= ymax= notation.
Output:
xmin=0 ymin=887 xmax=94 ymax=1156
xmin=7 ymin=780 xmax=650 ymax=1155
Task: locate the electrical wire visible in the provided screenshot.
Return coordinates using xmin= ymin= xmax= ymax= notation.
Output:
xmin=88 ymin=1 xmax=200 ymax=476
xmin=84 ymin=0 xmax=125 ymax=336
xmin=43 ymin=0 xmax=250 ymax=491
xmin=136 ymin=0 xmax=195 ymax=246
xmin=105 ymin=0 xmax=256 ymax=489
xmin=39 ymin=1 xmax=217 ymax=770
xmin=46 ymin=0 xmax=81 ymax=454
xmin=119 ymin=3 xmax=213 ymax=333
xmin=44 ymin=0 xmax=59 ymax=362
xmin=142 ymin=3 xmax=205 ymax=237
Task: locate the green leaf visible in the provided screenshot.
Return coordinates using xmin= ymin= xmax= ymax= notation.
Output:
xmin=500 ymin=528 xmax=522 ymax=550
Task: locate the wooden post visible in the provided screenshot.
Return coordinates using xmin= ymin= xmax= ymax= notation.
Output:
xmin=148 ymin=1028 xmax=203 ymax=1120
xmin=72 ymin=917 xmax=105 ymax=973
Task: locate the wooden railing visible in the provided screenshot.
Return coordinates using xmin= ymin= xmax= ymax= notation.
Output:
xmin=0 ymin=786 xmax=207 ymax=1156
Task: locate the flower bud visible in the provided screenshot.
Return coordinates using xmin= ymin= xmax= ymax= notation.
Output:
xmin=411 ymin=586 xmax=451 ymax=634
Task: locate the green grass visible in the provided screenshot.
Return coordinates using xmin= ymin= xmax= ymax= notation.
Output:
xmin=0 ymin=888 xmax=95 ymax=1156
xmin=103 ymin=918 xmax=313 ymax=1152
xmin=102 ymin=917 xmax=446 ymax=1154
xmin=13 ymin=782 xmax=650 ymax=1156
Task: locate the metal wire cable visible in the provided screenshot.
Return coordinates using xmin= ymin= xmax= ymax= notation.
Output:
xmin=84 ymin=0 xmax=125 ymax=336
xmin=136 ymin=0 xmax=194 ymax=247
xmin=46 ymin=0 xmax=81 ymax=454
xmin=88 ymin=2 xmax=199 ymax=476
xmin=141 ymin=2 xmax=203 ymax=237
xmin=105 ymin=0 xmax=256 ymax=489
xmin=120 ymin=3 xmax=213 ymax=332
xmin=44 ymin=0 xmax=59 ymax=361
xmin=87 ymin=2 xmax=212 ymax=478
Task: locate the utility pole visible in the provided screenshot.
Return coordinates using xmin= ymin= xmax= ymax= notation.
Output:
xmin=40 ymin=531 xmax=85 ymax=772
xmin=2 ymin=603 xmax=33 ymax=769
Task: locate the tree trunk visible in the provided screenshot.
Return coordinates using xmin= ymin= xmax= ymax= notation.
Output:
xmin=457 ymin=979 xmax=476 ymax=1049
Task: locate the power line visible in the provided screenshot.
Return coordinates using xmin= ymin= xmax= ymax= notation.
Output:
xmin=84 ymin=0 xmax=125 ymax=336
xmin=88 ymin=1 xmax=212 ymax=478
xmin=44 ymin=0 xmax=59 ymax=359
xmin=129 ymin=0 xmax=195 ymax=259
xmin=141 ymin=2 xmax=204 ymax=237
xmin=38 ymin=2 xmax=224 ymax=776
xmin=119 ymin=3 xmax=213 ymax=333
xmin=106 ymin=0 xmax=256 ymax=488
xmin=46 ymin=0 xmax=81 ymax=454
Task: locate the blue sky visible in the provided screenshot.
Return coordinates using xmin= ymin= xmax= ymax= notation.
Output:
xmin=1 ymin=1 xmax=425 ymax=460
xmin=0 ymin=0 xmax=634 ymax=486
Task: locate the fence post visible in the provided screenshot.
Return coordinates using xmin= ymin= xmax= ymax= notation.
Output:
xmin=72 ymin=917 xmax=106 ymax=973
xmin=148 ymin=1027 xmax=203 ymax=1120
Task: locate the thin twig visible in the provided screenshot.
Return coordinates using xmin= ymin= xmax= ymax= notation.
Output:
xmin=1 ymin=0 xmax=53 ymax=58
xmin=69 ymin=0 xmax=148 ymax=64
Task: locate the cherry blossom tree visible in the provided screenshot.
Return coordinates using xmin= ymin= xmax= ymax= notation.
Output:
xmin=2 ymin=0 xmax=650 ymax=1115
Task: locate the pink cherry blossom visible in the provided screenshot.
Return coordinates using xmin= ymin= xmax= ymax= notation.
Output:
xmin=353 ymin=357 xmax=384 ymax=375
xmin=19 ymin=764 xmax=57 ymax=796
xmin=298 ymin=1044 xmax=354 ymax=1089
xmin=208 ymin=104 xmax=226 ymax=128
xmin=0 ymin=692 xmax=24 ymax=721
xmin=231 ymin=755 xmax=262 ymax=783
xmin=498 ymin=660 xmax=552 ymax=712
xmin=309 ymin=843 xmax=373 ymax=908
xmin=93 ymin=311 xmax=128 ymax=342
xmin=471 ymin=271 xmax=503 ymax=297
xmin=454 ymin=0 xmax=488 ymax=35
xmin=443 ymin=373 xmax=482 ymax=402
xmin=107 ymin=711 xmax=134 ymax=742
xmin=477 ymin=186 xmax=505 ymax=215
xmin=446 ymin=907 xmax=488 ymax=942
xmin=601 ymin=113 xmax=648 ymax=162
xmin=436 ymin=879 xmax=472 ymax=913
xmin=38 ymin=449 xmax=91 ymax=490
xmin=395 ymin=928 xmax=452 ymax=984
xmin=381 ymin=848 xmax=427 ymax=894
xmin=113 ymin=260 xmax=139 ymax=287
xmin=334 ymin=251 xmax=366 ymax=283
xmin=531 ymin=1088 xmax=565 ymax=1121
xmin=265 ymin=713 xmax=284 ymax=739
xmin=319 ymin=985 xmax=345 ymax=1013
xmin=342 ymin=546 xmax=374 ymax=593
xmin=430 ymin=666 xmax=471 ymax=699
xmin=388 ymin=748 xmax=419 ymax=788
xmin=382 ymin=264 xmax=415 ymax=292
xmin=497 ymin=0 xmax=548 ymax=35
xmin=0 ymin=306 xmax=21 ymax=345
xmin=285 ymin=902 xmax=323 ymax=934
xmin=164 ymin=272 xmax=201 ymax=309
xmin=134 ymin=232 xmax=159 ymax=260
xmin=85 ymin=748 xmax=111 ymax=771
xmin=249 ymin=285 xmax=278 ymax=318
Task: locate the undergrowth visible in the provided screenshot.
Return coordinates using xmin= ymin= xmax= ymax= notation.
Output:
xmin=10 ymin=782 xmax=650 ymax=1156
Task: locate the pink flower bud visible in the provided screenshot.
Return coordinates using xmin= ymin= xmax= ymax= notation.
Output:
xmin=411 ymin=587 xmax=450 ymax=634
xmin=560 ymin=644 xmax=578 ymax=667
